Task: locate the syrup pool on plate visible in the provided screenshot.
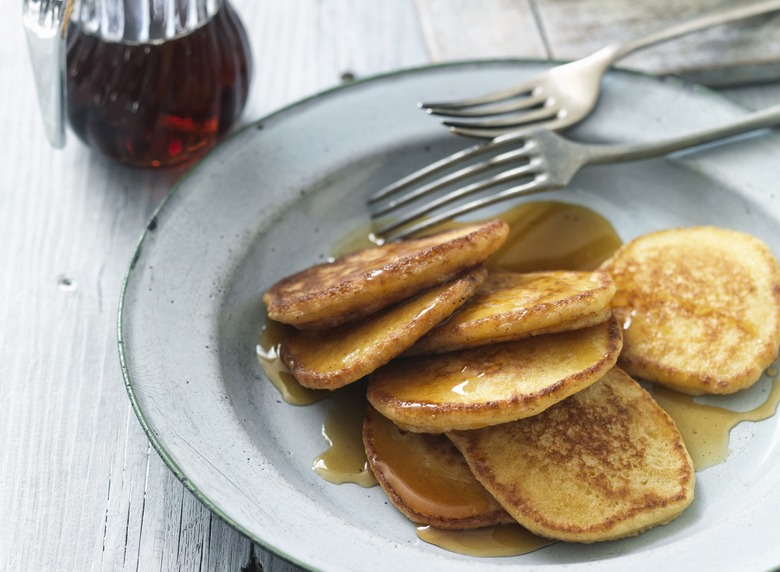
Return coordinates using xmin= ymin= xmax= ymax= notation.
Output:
xmin=416 ymin=523 xmax=554 ymax=557
xmin=648 ymin=372 xmax=780 ymax=471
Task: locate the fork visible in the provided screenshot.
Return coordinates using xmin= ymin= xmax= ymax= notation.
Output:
xmin=421 ymin=0 xmax=780 ymax=139
xmin=369 ymin=104 xmax=780 ymax=241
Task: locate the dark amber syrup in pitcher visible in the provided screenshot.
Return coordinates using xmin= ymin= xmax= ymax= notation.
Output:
xmin=65 ymin=2 xmax=252 ymax=168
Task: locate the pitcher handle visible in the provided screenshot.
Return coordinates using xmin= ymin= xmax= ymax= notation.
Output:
xmin=23 ymin=0 xmax=74 ymax=148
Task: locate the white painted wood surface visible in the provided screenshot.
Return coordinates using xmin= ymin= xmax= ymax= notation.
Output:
xmin=419 ymin=0 xmax=780 ymax=84
xmin=2 ymin=1 xmax=779 ymax=570
xmin=535 ymin=0 xmax=780 ymax=84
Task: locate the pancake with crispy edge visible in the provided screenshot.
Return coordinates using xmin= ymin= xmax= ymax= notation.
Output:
xmin=447 ymin=368 xmax=695 ymax=543
xmin=263 ymin=219 xmax=509 ymax=330
xmin=367 ymin=316 xmax=622 ymax=433
xmin=281 ymin=268 xmax=486 ymax=390
xmin=362 ymin=405 xmax=513 ymax=529
xmin=601 ymin=226 xmax=780 ymax=395
xmin=406 ymin=270 xmax=616 ymax=356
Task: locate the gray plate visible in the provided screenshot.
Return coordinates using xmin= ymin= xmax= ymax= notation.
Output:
xmin=119 ymin=61 xmax=780 ymax=572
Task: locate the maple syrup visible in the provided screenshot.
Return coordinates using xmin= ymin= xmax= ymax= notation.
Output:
xmin=311 ymin=382 xmax=377 ymax=487
xmin=366 ymin=408 xmax=498 ymax=520
xmin=416 ymin=524 xmax=554 ymax=557
xmin=331 ymin=201 xmax=622 ymax=270
xmin=484 ymin=201 xmax=622 ymax=272
xmin=649 ymin=373 xmax=780 ymax=471
xmin=257 ymin=321 xmax=326 ymax=406
xmin=65 ymin=1 xmax=252 ymax=167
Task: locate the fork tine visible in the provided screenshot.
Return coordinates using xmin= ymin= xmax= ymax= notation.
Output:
xmin=374 ymin=158 xmax=544 ymax=237
xmin=419 ymin=80 xmax=537 ymax=111
xmin=379 ymin=176 xmax=556 ymax=240
xmin=369 ymin=141 xmax=484 ymax=204
xmin=371 ymin=145 xmax=534 ymax=217
xmin=443 ymin=106 xmax=561 ymax=131
xmin=426 ymin=93 xmax=547 ymax=118
xmin=369 ymin=130 xmax=526 ymax=204
xmin=448 ymin=110 xmax=569 ymax=139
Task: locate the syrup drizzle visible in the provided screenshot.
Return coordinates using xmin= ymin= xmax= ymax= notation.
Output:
xmin=256 ymin=321 xmax=327 ymax=406
xmin=312 ymin=382 xmax=377 ymax=487
xmin=649 ymin=371 xmax=780 ymax=471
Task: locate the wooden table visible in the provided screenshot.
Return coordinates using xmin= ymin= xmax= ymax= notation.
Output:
xmin=3 ymin=1 xmax=779 ymax=570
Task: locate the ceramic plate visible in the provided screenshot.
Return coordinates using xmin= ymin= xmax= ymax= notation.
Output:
xmin=119 ymin=61 xmax=780 ymax=572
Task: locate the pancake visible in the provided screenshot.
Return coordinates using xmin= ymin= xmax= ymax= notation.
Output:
xmin=367 ymin=316 xmax=622 ymax=433
xmin=281 ymin=268 xmax=486 ymax=390
xmin=447 ymin=368 xmax=695 ymax=543
xmin=406 ymin=270 xmax=616 ymax=355
xmin=263 ymin=219 xmax=509 ymax=330
xmin=362 ymin=405 xmax=513 ymax=529
xmin=600 ymin=226 xmax=780 ymax=395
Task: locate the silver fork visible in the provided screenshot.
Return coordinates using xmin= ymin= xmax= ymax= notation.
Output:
xmin=369 ymin=104 xmax=780 ymax=241
xmin=422 ymin=0 xmax=780 ymax=139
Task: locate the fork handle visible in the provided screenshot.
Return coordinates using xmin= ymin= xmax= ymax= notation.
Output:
xmin=602 ymin=0 xmax=780 ymax=63
xmin=584 ymin=104 xmax=780 ymax=164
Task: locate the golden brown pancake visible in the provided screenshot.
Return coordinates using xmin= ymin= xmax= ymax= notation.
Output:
xmin=406 ymin=270 xmax=616 ymax=355
xmin=280 ymin=268 xmax=486 ymax=390
xmin=601 ymin=226 xmax=780 ymax=395
xmin=367 ymin=316 xmax=622 ymax=433
xmin=362 ymin=405 xmax=513 ymax=529
xmin=448 ymin=368 xmax=695 ymax=543
xmin=263 ymin=219 xmax=509 ymax=330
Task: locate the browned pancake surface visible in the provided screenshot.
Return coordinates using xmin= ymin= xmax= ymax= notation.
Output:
xmin=448 ymin=368 xmax=695 ymax=543
xmin=601 ymin=226 xmax=780 ymax=394
xmin=367 ymin=317 xmax=622 ymax=433
xmin=280 ymin=268 xmax=485 ymax=390
xmin=407 ymin=270 xmax=615 ymax=355
xmin=363 ymin=405 xmax=512 ymax=529
xmin=263 ymin=219 xmax=509 ymax=329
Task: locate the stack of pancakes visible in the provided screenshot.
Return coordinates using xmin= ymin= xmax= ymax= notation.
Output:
xmin=263 ymin=219 xmax=780 ymax=544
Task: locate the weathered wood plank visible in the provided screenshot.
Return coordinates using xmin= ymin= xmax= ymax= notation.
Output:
xmin=414 ymin=0 xmax=549 ymax=61
xmin=415 ymin=0 xmax=780 ymax=85
xmin=534 ymin=0 xmax=780 ymax=85
xmin=1 ymin=1 xmax=431 ymax=572
xmin=238 ymin=0 xmax=430 ymax=123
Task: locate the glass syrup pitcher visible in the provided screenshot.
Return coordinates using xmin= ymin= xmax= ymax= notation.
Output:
xmin=23 ymin=0 xmax=252 ymax=168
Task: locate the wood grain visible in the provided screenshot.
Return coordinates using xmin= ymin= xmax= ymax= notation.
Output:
xmin=416 ymin=0 xmax=780 ymax=85
xmin=1 ymin=1 xmax=428 ymax=571
xmin=535 ymin=0 xmax=780 ymax=85
xmin=414 ymin=0 xmax=548 ymax=61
